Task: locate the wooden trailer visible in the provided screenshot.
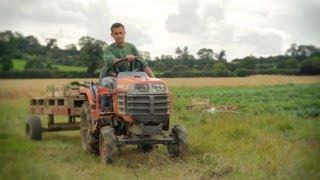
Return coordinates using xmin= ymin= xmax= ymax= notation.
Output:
xmin=26 ymin=87 xmax=86 ymax=140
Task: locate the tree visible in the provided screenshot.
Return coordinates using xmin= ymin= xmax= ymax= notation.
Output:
xmin=46 ymin=38 xmax=58 ymax=49
xmin=213 ymin=62 xmax=228 ymax=71
xmin=0 ymin=31 xmax=15 ymax=71
xmin=175 ymin=46 xmax=194 ymax=60
xmin=160 ymin=55 xmax=174 ymax=61
xmin=154 ymin=56 xmax=160 ymax=61
xmin=235 ymin=56 xmax=256 ymax=70
xmin=216 ymin=50 xmax=226 ymax=61
xmin=65 ymin=44 xmax=78 ymax=56
xmin=78 ymin=36 xmax=106 ymax=75
xmin=182 ymin=46 xmax=190 ymax=59
xmin=175 ymin=47 xmax=182 ymax=59
xmin=0 ymin=56 xmax=13 ymax=71
xmin=197 ymin=48 xmax=214 ymax=60
xmin=179 ymin=46 xmax=195 ymax=61
xmin=65 ymin=44 xmax=77 ymax=51
xmin=297 ymin=45 xmax=319 ymax=57
xmin=277 ymin=58 xmax=299 ymax=69
xmin=212 ymin=62 xmax=231 ymax=76
xmin=300 ymin=56 xmax=320 ymax=74
xmin=139 ymin=51 xmax=151 ymax=61
xmin=24 ymin=58 xmax=45 ymax=70
xmin=286 ymin=44 xmax=320 ymax=62
xmin=24 ymin=55 xmax=55 ymax=70
xmin=20 ymin=36 xmax=43 ymax=54
xmin=286 ymin=43 xmax=298 ymax=57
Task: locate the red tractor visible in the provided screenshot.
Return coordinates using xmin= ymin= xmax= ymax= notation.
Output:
xmin=26 ymin=58 xmax=188 ymax=164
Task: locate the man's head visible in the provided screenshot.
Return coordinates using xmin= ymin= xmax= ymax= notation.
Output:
xmin=110 ymin=23 xmax=126 ymax=46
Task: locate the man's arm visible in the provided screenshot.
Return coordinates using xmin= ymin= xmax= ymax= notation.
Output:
xmin=130 ymin=44 xmax=155 ymax=78
xmin=103 ymin=45 xmax=117 ymax=68
xmin=144 ymin=66 xmax=155 ymax=78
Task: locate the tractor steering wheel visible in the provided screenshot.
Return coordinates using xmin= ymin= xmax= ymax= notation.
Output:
xmin=112 ymin=58 xmax=144 ymax=75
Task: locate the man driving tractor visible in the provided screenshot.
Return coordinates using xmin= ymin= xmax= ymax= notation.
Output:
xmin=26 ymin=23 xmax=188 ymax=164
xmin=100 ymin=23 xmax=155 ymax=112
xmin=102 ymin=22 xmax=155 ymax=78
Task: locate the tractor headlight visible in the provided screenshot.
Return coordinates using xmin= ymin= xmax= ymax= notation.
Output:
xmin=128 ymin=83 xmax=167 ymax=94
xmin=150 ymin=83 xmax=166 ymax=93
xmin=135 ymin=84 xmax=149 ymax=93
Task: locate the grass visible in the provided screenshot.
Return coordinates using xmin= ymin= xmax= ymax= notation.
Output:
xmin=12 ymin=59 xmax=26 ymax=71
xmin=0 ymin=79 xmax=319 ymax=179
xmin=54 ymin=64 xmax=86 ymax=72
xmin=171 ymin=84 xmax=320 ymax=118
xmin=12 ymin=59 xmax=86 ymax=72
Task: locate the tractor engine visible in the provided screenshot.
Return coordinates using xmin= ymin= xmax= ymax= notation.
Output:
xmin=113 ymin=72 xmax=171 ymax=136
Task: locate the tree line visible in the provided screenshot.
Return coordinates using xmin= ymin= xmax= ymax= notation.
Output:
xmin=150 ymin=44 xmax=320 ymax=77
xmin=0 ymin=30 xmax=319 ymax=78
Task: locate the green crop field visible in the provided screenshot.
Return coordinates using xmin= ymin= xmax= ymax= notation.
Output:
xmin=12 ymin=59 xmax=87 ymax=72
xmin=0 ymin=78 xmax=319 ymax=179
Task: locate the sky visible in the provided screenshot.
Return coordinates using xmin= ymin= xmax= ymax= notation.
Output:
xmin=0 ymin=0 xmax=319 ymax=60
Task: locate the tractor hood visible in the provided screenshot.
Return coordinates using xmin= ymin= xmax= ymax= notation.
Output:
xmin=115 ymin=72 xmax=168 ymax=94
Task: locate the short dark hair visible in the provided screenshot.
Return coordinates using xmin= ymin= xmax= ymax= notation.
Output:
xmin=110 ymin=23 xmax=125 ymax=32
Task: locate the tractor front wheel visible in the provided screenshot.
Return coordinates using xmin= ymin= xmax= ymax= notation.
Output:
xmin=25 ymin=116 xmax=42 ymax=140
xmin=167 ymin=125 xmax=188 ymax=158
xmin=99 ymin=126 xmax=119 ymax=164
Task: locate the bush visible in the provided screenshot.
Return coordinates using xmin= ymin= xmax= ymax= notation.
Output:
xmin=158 ymin=70 xmax=233 ymax=78
xmin=0 ymin=56 xmax=13 ymax=71
xmin=300 ymin=57 xmax=320 ymax=75
xmin=277 ymin=58 xmax=299 ymax=69
xmin=252 ymin=69 xmax=299 ymax=75
xmin=212 ymin=70 xmax=232 ymax=77
xmin=233 ymin=69 xmax=251 ymax=77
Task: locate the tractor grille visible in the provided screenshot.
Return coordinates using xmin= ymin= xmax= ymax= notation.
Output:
xmin=126 ymin=94 xmax=170 ymax=115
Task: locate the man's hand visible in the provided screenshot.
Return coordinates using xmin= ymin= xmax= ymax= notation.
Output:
xmin=126 ymin=55 xmax=135 ymax=61
xmin=112 ymin=58 xmax=120 ymax=65
xmin=112 ymin=55 xmax=135 ymax=65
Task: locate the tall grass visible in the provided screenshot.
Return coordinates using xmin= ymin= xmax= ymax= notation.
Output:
xmin=1 ymin=75 xmax=320 ymax=99
xmin=0 ymin=81 xmax=319 ymax=179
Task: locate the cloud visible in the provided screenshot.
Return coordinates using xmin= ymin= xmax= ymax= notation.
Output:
xmin=0 ymin=0 xmax=152 ymax=48
xmin=237 ymin=31 xmax=284 ymax=55
xmin=123 ymin=23 xmax=152 ymax=46
xmin=271 ymin=0 xmax=320 ymax=45
xmin=202 ymin=1 xmax=227 ymax=22
xmin=83 ymin=1 xmax=110 ymax=41
xmin=164 ymin=0 xmax=240 ymax=58
xmin=0 ymin=0 xmax=319 ymax=59
xmin=0 ymin=0 xmax=85 ymax=25
xmin=165 ymin=0 xmax=201 ymax=34
xmin=164 ymin=0 xmax=319 ymax=59
xmin=0 ymin=0 xmax=88 ymax=47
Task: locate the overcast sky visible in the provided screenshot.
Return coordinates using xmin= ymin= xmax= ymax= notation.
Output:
xmin=1 ymin=0 xmax=319 ymax=60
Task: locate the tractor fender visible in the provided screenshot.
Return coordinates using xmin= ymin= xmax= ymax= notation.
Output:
xmin=79 ymin=86 xmax=95 ymax=106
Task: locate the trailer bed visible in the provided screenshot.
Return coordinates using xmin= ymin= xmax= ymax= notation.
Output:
xmin=29 ymin=94 xmax=86 ymax=132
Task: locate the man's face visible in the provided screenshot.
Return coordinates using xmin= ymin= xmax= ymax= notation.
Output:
xmin=111 ymin=27 xmax=126 ymax=45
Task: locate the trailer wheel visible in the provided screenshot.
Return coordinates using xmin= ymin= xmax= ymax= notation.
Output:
xmin=80 ymin=101 xmax=98 ymax=154
xmin=25 ymin=116 xmax=42 ymax=140
xmin=99 ymin=126 xmax=118 ymax=164
xmin=167 ymin=125 xmax=188 ymax=158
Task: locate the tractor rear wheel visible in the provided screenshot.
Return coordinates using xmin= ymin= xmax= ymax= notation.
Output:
xmin=25 ymin=116 xmax=42 ymax=140
xmin=99 ymin=126 xmax=119 ymax=164
xmin=167 ymin=125 xmax=188 ymax=158
xmin=80 ymin=101 xmax=98 ymax=154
